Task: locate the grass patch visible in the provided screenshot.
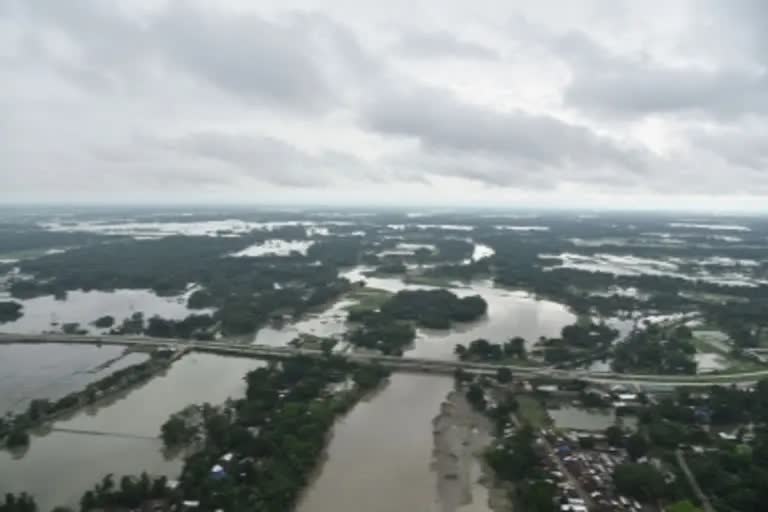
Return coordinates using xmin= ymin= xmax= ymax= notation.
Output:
xmin=691 ymin=336 xmax=730 ymax=356
xmin=402 ymin=274 xmax=459 ymax=287
xmin=516 ymin=395 xmax=550 ymax=428
xmin=345 ymin=287 xmax=393 ymax=313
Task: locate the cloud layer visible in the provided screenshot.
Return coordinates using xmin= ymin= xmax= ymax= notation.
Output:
xmin=2 ymin=0 xmax=767 ymax=208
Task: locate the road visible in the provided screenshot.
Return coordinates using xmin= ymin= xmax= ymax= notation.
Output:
xmin=2 ymin=332 xmax=768 ymax=388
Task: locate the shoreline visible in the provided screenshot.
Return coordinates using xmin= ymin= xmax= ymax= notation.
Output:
xmin=432 ymin=389 xmax=512 ymax=512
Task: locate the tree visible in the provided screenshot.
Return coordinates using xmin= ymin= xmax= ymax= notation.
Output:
xmin=188 ymin=289 xmax=215 ymax=309
xmin=466 ymin=384 xmax=487 ymax=410
xmin=160 ymin=415 xmax=195 ymax=447
xmin=518 ymin=480 xmax=557 ymax=512
xmin=453 ymin=368 xmax=471 ymax=386
xmin=626 ymin=432 xmax=648 ymax=460
xmin=504 ymin=336 xmax=527 ymax=359
xmin=613 ymin=463 xmax=667 ymax=502
xmin=320 ymin=337 xmax=337 ymax=357
xmin=605 ymin=425 xmax=624 ymax=447
xmin=0 ymin=301 xmax=23 ymax=323
xmin=496 ymin=367 xmax=513 ymax=384
xmin=92 ymin=315 xmax=115 ymax=328
xmin=666 ymin=500 xmax=702 ymax=512
xmin=6 ymin=428 xmax=29 ymax=448
xmin=0 ymin=493 xmax=37 ymax=512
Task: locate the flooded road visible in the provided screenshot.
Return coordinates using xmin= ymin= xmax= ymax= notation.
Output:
xmin=297 ymin=374 xmax=456 ymax=512
xmin=0 ymin=353 xmax=264 ymax=511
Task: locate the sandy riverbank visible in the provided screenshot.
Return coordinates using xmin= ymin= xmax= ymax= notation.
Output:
xmin=432 ymin=389 xmax=512 ymax=512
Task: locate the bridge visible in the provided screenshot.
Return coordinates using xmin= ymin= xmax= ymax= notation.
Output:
xmin=2 ymin=332 xmax=767 ymax=388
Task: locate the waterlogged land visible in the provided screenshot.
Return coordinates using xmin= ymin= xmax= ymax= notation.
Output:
xmin=0 ymin=353 xmax=264 ymax=511
xmin=0 ymin=288 xmax=204 ymax=335
xmin=252 ymin=267 xmax=576 ymax=359
xmin=0 ymin=343 xmax=148 ymax=414
xmin=2 ymin=208 xmax=768 ymax=511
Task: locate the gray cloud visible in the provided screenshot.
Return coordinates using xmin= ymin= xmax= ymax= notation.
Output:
xmin=689 ymin=127 xmax=768 ymax=170
xmin=4 ymin=0 xmax=377 ymax=113
xmin=2 ymin=0 xmax=768 ymax=206
xmin=145 ymin=132 xmax=381 ymax=188
xmin=362 ymin=85 xmax=651 ymax=187
xmin=556 ymin=31 xmax=768 ymax=119
xmin=393 ymin=30 xmax=499 ymax=60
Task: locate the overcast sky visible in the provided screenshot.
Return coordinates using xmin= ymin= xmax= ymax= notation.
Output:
xmin=2 ymin=0 xmax=768 ymax=211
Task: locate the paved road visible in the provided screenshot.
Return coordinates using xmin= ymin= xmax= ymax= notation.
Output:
xmin=2 ymin=332 xmax=768 ymax=387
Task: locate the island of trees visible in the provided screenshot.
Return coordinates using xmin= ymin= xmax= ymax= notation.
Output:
xmin=347 ymin=289 xmax=488 ymax=354
xmin=0 ymin=301 xmax=23 ymax=323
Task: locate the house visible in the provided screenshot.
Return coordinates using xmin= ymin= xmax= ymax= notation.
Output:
xmin=210 ymin=464 xmax=227 ymax=480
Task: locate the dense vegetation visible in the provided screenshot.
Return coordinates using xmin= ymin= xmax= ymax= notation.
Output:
xmin=613 ymin=324 xmax=697 ymax=374
xmin=12 ymin=232 xmax=359 ymax=335
xmin=455 ymin=337 xmax=527 ymax=361
xmin=0 ymin=223 xmax=116 ymax=256
xmin=613 ymin=463 xmax=669 ymax=502
xmin=0 ymin=493 xmax=37 ymax=512
xmin=91 ymin=315 xmax=115 ymax=328
xmin=623 ymin=380 xmax=768 ymax=511
xmin=345 ymin=288 xmax=486 ymax=354
xmin=378 ymin=289 xmax=487 ymax=328
xmin=532 ymin=322 xmax=619 ymax=366
xmin=486 ymin=424 xmax=558 ymax=512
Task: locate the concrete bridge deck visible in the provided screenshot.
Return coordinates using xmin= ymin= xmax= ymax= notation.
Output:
xmin=2 ymin=332 xmax=767 ymax=388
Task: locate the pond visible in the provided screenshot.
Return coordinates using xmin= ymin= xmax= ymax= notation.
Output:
xmin=0 ymin=352 xmax=264 ymax=511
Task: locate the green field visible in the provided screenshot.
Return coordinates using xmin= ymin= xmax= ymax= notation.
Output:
xmin=516 ymin=395 xmax=550 ymax=428
xmin=345 ymin=287 xmax=393 ymax=313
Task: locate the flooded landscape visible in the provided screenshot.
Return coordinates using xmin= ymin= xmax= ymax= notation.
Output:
xmin=2 ymin=208 xmax=768 ymax=512
xmin=0 ymin=289 xmax=207 ymax=335
xmin=0 ymin=343 xmax=148 ymax=414
xmin=0 ymin=353 xmax=264 ymax=510
xmin=249 ymin=265 xmax=577 ymax=358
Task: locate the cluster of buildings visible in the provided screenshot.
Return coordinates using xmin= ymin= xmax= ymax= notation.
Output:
xmin=542 ymin=430 xmax=647 ymax=512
